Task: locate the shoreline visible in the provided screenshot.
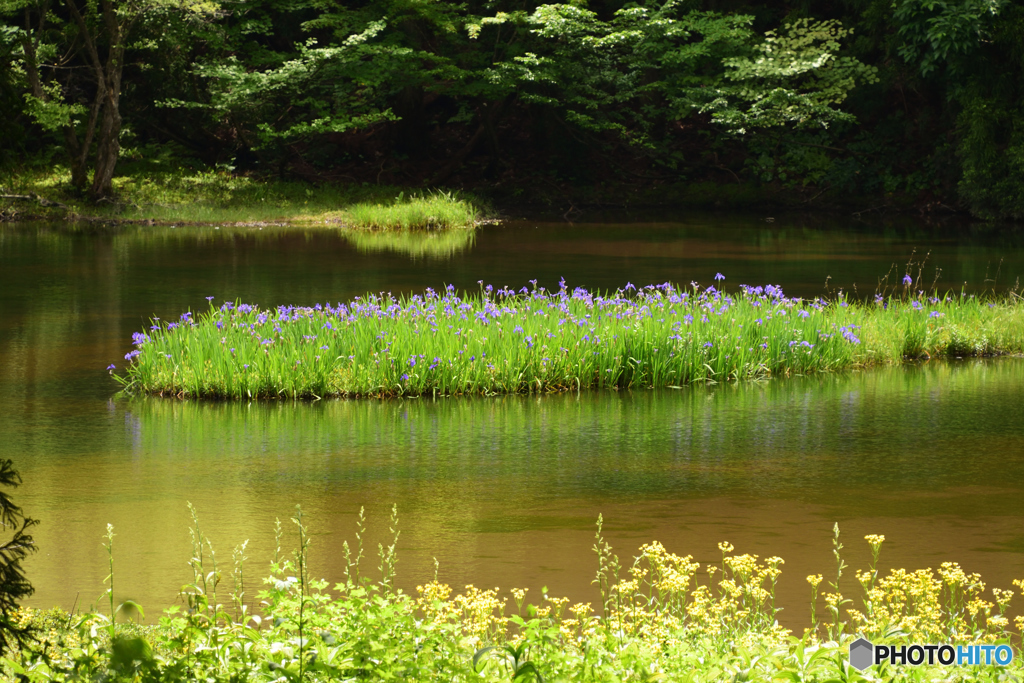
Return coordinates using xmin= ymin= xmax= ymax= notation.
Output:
xmin=1 ymin=169 xmax=484 ymax=229
xmin=1 ymin=165 xmax=995 ymax=228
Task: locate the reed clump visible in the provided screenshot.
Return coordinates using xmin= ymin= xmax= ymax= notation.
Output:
xmin=342 ymin=191 xmax=478 ymax=230
xmin=116 ymin=277 xmax=1024 ymax=400
xmin=2 ymin=513 xmax=1022 ymax=681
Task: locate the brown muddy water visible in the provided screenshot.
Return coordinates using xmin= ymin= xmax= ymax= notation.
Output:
xmin=2 ymin=214 xmax=1024 ymax=629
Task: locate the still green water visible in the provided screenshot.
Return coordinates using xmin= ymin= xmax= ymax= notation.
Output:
xmin=2 ymin=215 xmax=1023 ymax=627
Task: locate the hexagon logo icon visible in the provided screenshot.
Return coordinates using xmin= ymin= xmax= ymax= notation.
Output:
xmin=849 ymin=637 xmax=874 ymax=671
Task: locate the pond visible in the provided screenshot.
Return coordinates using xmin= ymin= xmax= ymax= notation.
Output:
xmin=2 ymin=213 xmax=1023 ymax=628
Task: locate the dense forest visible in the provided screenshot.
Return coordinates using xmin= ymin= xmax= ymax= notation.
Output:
xmin=1 ymin=0 xmax=1022 ymax=218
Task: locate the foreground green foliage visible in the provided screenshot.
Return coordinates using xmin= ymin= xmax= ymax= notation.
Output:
xmin=2 ymin=512 xmax=1023 ymax=681
xmin=117 ymin=277 xmax=1024 ymax=399
xmin=0 ymin=459 xmax=37 ymax=656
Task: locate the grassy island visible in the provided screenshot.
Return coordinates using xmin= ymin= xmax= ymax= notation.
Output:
xmin=115 ymin=278 xmax=1024 ymax=399
xmin=2 ymin=513 xmax=1022 ymax=681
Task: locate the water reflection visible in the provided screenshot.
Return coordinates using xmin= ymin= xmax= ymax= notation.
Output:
xmin=342 ymin=228 xmax=477 ymax=259
xmin=15 ymin=360 xmax=1024 ymax=629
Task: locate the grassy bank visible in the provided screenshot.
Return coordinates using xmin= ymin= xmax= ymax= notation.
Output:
xmin=2 ymin=513 xmax=1021 ymax=681
xmin=0 ymin=166 xmax=480 ymax=228
xmin=115 ymin=278 xmax=1024 ymax=399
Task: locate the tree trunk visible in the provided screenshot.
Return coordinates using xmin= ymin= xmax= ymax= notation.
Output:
xmin=64 ymin=129 xmax=91 ymax=189
xmin=66 ymin=0 xmax=126 ymax=200
xmin=17 ymin=3 xmax=93 ymax=191
xmin=90 ymin=91 xmax=121 ymax=199
xmin=89 ymin=0 xmax=124 ymax=199
xmin=64 ymin=99 xmax=100 ymax=191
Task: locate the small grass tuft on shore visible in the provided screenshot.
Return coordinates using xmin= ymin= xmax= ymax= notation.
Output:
xmin=344 ymin=191 xmax=478 ymax=230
